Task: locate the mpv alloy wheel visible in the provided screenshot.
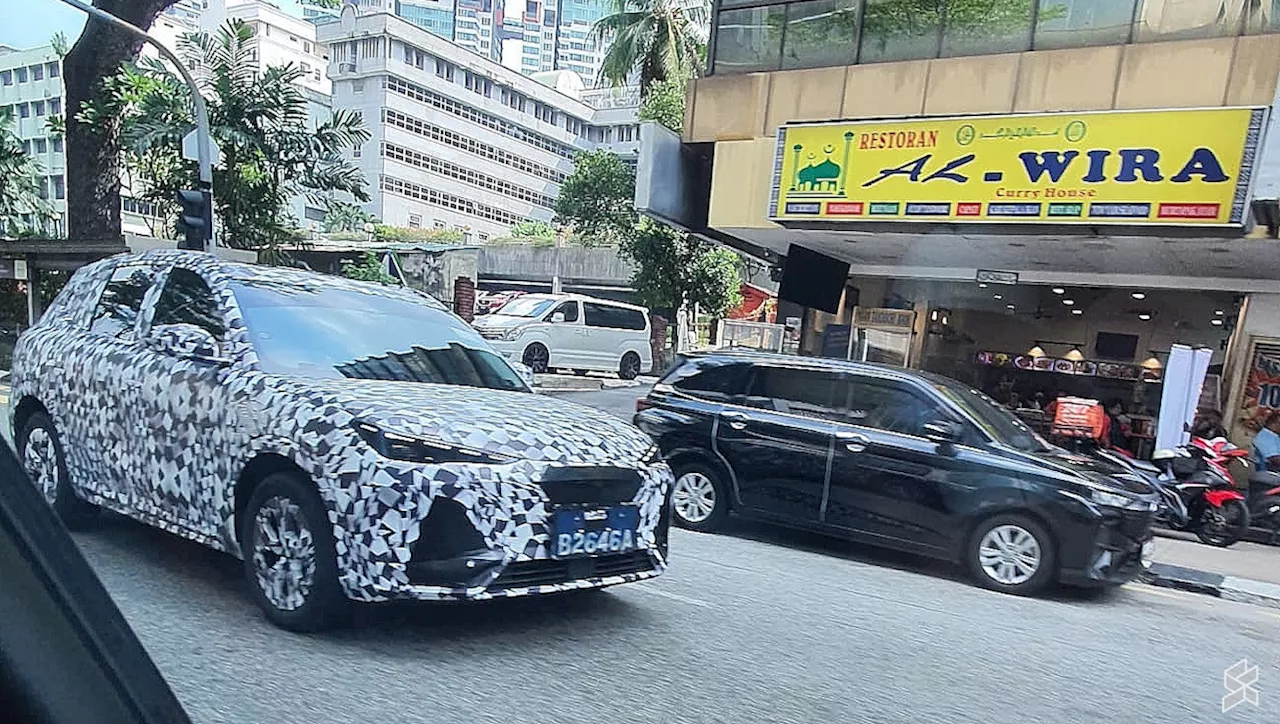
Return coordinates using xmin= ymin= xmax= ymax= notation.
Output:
xmin=242 ymin=472 xmax=350 ymax=631
xmin=967 ymin=514 xmax=1056 ymax=596
xmin=619 ymin=352 xmax=642 ymax=381
xmin=670 ymin=464 xmax=728 ymax=532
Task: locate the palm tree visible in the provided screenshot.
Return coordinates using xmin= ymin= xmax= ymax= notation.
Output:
xmin=592 ymin=0 xmax=709 ymax=94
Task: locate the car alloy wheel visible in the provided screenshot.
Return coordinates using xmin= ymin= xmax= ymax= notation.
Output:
xmin=977 ymin=524 xmax=1042 ymax=586
xmin=673 ymin=471 xmax=717 ymax=524
xmin=22 ymin=426 xmax=60 ymax=506
xmin=251 ymin=495 xmax=318 ymax=613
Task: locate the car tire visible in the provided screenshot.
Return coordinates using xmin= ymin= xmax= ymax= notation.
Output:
xmin=241 ymin=472 xmax=351 ymax=632
xmin=967 ymin=513 xmax=1057 ymax=596
xmin=522 ymin=343 xmax=549 ymax=374
xmin=618 ymin=352 xmax=642 ymax=381
xmin=18 ymin=411 xmax=98 ymax=529
xmin=670 ymin=462 xmax=729 ymax=532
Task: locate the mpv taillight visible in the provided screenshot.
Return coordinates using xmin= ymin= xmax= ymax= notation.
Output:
xmin=636 ymin=397 xmax=654 ymax=412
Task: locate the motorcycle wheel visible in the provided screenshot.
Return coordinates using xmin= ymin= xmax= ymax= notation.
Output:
xmin=1195 ymin=499 xmax=1250 ymax=547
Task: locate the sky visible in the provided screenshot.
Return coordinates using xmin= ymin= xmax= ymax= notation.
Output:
xmin=1 ymin=1 xmax=312 ymax=50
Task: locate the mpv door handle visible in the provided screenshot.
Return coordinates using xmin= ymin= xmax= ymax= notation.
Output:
xmin=835 ymin=430 xmax=869 ymax=453
xmin=721 ymin=411 xmax=748 ymax=430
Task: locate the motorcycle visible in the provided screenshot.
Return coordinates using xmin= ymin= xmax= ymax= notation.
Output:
xmin=1145 ymin=437 xmax=1251 ymax=547
xmin=1247 ymin=470 xmax=1280 ymax=544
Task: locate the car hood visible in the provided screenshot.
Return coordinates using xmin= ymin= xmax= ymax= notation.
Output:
xmin=292 ymin=377 xmax=653 ymax=465
xmin=473 ymin=314 xmax=534 ymax=329
xmin=1000 ymin=446 xmax=1155 ymax=494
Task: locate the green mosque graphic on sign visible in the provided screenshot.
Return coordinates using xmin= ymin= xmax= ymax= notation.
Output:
xmin=788 ymin=131 xmax=856 ymax=197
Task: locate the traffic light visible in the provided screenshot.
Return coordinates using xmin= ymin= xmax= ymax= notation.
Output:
xmin=175 ymin=189 xmax=212 ymax=251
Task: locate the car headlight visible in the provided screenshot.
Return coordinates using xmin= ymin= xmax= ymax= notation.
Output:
xmin=501 ymin=326 xmax=528 ymax=341
xmin=352 ymin=421 xmax=516 ymax=465
xmin=1090 ymin=488 xmax=1133 ymax=509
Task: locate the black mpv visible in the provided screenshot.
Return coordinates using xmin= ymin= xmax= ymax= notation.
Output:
xmin=634 ymin=351 xmax=1159 ymax=596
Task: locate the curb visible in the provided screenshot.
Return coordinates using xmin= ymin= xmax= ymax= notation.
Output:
xmin=1141 ymin=562 xmax=1280 ymax=610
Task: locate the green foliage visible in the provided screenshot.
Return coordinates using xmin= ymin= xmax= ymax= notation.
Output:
xmin=554 ymin=150 xmax=637 ymax=245
xmin=0 ymin=107 xmax=56 ymax=238
xmin=511 ymin=219 xmax=556 ymax=238
xmin=92 ymin=20 xmax=370 ymax=252
xmin=50 ymin=32 xmax=69 ymax=58
xmin=622 ymin=218 xmax=741 ymax=316
xmin=638 ymin=77 xmax=687 ymax=134
xmin=322 ymin=200 xmax=375 ymax=233
xmin=372 ymin=225 xmax=464 ymax=243
xmin=340 ymin=251 xmax=397 ymax=285
xmin=593 ymin=0 xmax=708 ymax=93
xmin=856 ymin=0 xmax=1063 ymax=54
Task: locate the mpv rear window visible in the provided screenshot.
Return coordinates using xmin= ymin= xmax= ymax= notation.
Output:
xmin=583 ymin=302 xmax=646 ymax=330
xmin=661 ymin=356 xmax=749 ymax=401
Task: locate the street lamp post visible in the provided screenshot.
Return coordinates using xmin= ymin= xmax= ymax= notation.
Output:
xmin=55 ymin=0 xmax=214 ymax=250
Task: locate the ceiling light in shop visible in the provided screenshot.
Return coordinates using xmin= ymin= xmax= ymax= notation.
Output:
xmin=1065 ymin=347 xmax=1085 ymax=362
xmin=1131 ymin=292 xmax=1146 ymax=300
xmin=1062 ymin=299 xmax=1075 ymax=306
xmin=1141 ymin=355 xmax=1163 ymax=370
xmin=1212 ymin=319 xmax=1224 ymax=326
xmin=1138 ymin=313 xmax=1152 ymax=321
xmin=1028 ymin=345 xmax=1047 ymax=358
xmin=993 ymin=294 xmax=1003 ymax=300
xmin=978 ymin=283 xmax=988 ymax=288
xmin=1052 ymin=288 xmax=1065 ymax=294
xmin=1006 ymin=304 xmax=1016 ymax=310
xmin=1215 ymin=309 xmax=1225 ymax=316
xmin=1071 ymin=309 xmax=1083 ymax=315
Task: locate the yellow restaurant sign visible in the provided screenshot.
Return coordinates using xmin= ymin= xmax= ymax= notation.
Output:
xmin=768 ymin=107 xmax=1267 ymax=227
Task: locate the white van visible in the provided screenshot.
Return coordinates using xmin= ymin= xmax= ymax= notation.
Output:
xmin=473 ymin=293 xmax=654 ymax=379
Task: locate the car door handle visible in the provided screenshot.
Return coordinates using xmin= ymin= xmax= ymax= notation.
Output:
xmin=835 ymin=430 xmax=869 ymax=452
xmin=721 ymin=411 xmax=748 ymax=429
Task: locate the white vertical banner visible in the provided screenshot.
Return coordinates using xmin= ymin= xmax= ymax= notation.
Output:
xmin=1155 ymin=345 xmax=1214 ymax=451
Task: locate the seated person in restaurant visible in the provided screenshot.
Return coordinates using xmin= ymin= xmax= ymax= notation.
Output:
xmin=1191 ymin=408 xmax=1229 ymax=440
xmin=1253 ymin=411 xmax=1280 ymax=473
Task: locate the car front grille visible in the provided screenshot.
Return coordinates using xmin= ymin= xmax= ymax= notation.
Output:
xmin=539 ymin=466 xmax=642 ymax=505
xmin=1118 ymin=508 xmax=1156 ymax=541
xmin=489 ymin=550 xmax=656 ymax=590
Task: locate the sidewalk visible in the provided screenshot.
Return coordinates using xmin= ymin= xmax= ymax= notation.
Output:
xmin=1144 ymin=531 xmax=1280 ymax=608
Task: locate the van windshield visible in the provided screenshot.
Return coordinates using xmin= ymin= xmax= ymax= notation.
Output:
xmin=496 ymin=297 xmax=557 ymax=318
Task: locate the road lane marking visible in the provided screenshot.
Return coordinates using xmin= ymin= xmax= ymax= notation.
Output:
xmin=629 ymin=585 xmax=716 ymax=609
xmin=1128 ymin=583 xmax=1280 ymax=620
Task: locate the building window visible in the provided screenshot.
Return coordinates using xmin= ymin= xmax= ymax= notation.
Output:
xmin=1134 ymin=0 xmax=1243 ymax=42
xmin=781 ymin=0 xmax=859 ymax=69
xmin=33 ymin=100 xmax=45 ymax=117
xmin=34 ymin=138 xmax=47 ymax=153
xmin=942 ymin=0 xmax=1033 ymax=56
xmin=434 ymin=219 xmax=447 ymax=229
xmin=1036 ymin=0 xmax=1138 ymax=49
xmin=52 ymin=175 xmax=64 ymax=200
xmin=478 ymin=232 xmax=489 ymax=242
xmin=18 ymin=103 xmax=29 ymax=118
xmin=32 ymin=64 xmax=44 ymax=81
xmin=713 ymin=6 xmax=785 ymax=73
xmin=47 ymin=62 xmax=59 ymax=78
xmin=49 ymin=98 xmax=61 ymax=115
xmin=52 ymin=138 xmax=63 ymax=153
xmin=16 ymin=67 xmax=27 ymax=83
xmin=304 ymin=41 xmax=313 ymax=53
xmin=408 ymin=213 xmax=422 ymax=228
xmin=382 ymin=141 xmax=557 ymax=209
xmin=1 ymin=70 xmax=11 ymax=85
xmin=859 ymin=0 xmax=944 ymax=63
xmin=435 ymin=58 xmax=455 ymax=80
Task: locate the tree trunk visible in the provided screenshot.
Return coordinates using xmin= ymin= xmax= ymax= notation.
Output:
xmin=63 ymin=0 xmax=174 ymax=241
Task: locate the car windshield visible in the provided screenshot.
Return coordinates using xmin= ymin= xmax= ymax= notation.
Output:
xmin=495 ymin=297 xmax=555 ymax=317
xmin=927 ymin=376 xmax=1052 ymax=453
xmin=232 ymin=281 xmax=528 ymax=391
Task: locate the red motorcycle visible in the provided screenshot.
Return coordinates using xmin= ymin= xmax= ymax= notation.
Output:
xmin=1148 ymin=437 xmax=1251 ymax=547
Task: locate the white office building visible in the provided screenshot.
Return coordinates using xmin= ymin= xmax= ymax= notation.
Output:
xmin=319 ymin=10 xmax=640 ymax=241
xmin=202 ymin=0 xmax=333 ymax=94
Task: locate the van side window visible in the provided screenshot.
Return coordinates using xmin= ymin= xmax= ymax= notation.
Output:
xmin=551 ymin=301 xmax=578 ymax=322
xmin=744 ymin=366 xmax=843 ymax=421
xmin=583 ymin=302 xmax=646 ymax=330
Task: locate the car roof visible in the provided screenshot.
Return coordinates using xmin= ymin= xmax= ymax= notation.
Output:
xmin=684 ymin=348 xmax=963 ymax=389
xmin=495 ymin=291 xmax=648 ymax=312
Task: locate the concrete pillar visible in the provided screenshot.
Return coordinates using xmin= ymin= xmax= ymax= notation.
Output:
xmin=26 ymin=265 xmax=42 ymax=327
xmin=1221 ymin=292 xmax=1280 ymax=447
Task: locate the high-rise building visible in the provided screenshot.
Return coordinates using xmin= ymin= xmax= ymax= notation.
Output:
xmin=202 ymin=0 xmax=333 ymax=94
xmin=319 ymin=10 xmax=641 ymax=241
xmin=395 ymin=0 xmax=457 ymax=40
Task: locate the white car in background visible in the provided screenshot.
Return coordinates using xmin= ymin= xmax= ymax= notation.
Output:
xmin=473 ymin=293 xmax=654 ymax=380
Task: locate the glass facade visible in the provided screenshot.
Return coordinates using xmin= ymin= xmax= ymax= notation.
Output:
xmin=710 ymin=0 xmax=1280 ymax=74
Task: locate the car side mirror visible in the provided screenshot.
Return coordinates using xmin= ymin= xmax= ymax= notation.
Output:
xmin=923 ymin=420 xmax=962 ymax=445
xmin=551 ymin=311 xmax=566 ymax=323
xmin=148 ymin=323 xmax=230 ymax=365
